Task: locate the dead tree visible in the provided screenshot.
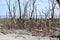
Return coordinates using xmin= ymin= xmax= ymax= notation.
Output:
xmin=42 ymin=9 xmax=50 ymax=34
xmin=51 ymin=0 xmax=56 ymax=26
xmin=6 ymin=0 xmax=12 ymax=18
xmin=51 ymin=0 xmax=54 ymax=22
xmin=30 ymin=0 xmax=36 ymax=19
xmin=22 ymin=0 xmax=29 ymax=19
xmin=38 ymin=10 xmax=43 ymax=22
xmin=18 ymin=0 xmax=21 ymax=19
xmin=35 ymin=7 xmax=37 ymax=22
xmin=12 ymin=0 xmax=16 ymax=24
xmin=6 ymin=0 xmax=13 ymax=30
xmin=13 ymin=5 xmax=16 ymax=19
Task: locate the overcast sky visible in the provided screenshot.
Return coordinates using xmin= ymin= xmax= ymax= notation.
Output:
xmin=0 ymin=0 xmax=60 ymax=18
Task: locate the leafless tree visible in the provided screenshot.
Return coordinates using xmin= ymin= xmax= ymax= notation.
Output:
xmin=35 ymin=6 xmax=37 ymax=22
xmin=18 ymin=0 xmax=21 ymax=19
xmin=38 ymin=10 xmax=43 ymax=23
xmin=42 ymin=8 xmax=50 ymax=33
xmin=22 ymin=0 xmax=29 ymax=19
xmin=13 ymin=5 xmax=16 ymax=19
xmin=42 ymin=9 xmax=49 ymax=21
xmin=51 ymin=0 xmax=56 ymax=22
xmin=30 ymin=0 xmax=36 ymax=19
xmin=12 ymin=0 xmax=16 ymax=24
xmin=6 ymin=0 xmax=12 ymax=18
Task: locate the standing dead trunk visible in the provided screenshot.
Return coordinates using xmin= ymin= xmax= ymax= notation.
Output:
xmin=35 ymin=7 xmax=37 ymax=22
xmin=13 ymin=5 xmax=16 ymax=19
xmin=51 ymin=0 xmax=56 ymax=27
xmin=6 ymin=0 xmax=12 ymax=18
xmin=6 ymin=0 xmax=12 ymax=30
xmin=23 ymin=1 xmax=29 ymax=19
xmin=30 ymin=0 xmax=36 ymax=19
xmin=51 ymin=0 xmax=55 ymax=22
xmin=18 ymin=0 xmax=21 ymax=19
xmin=13 ymin=4 xmax=16 ymax=24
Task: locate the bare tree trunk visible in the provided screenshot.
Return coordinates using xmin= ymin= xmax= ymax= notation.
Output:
xmin=51 ymin=0 xmax=56 ymax=26
xmin=51 ymin=2 xmax=54 ymax=22
xmin=18 ymin=0 xmax=21 ymax=19
xmin=38 ymin=10 xmax=43 ymax=22
xmin=13 ymin=4 xmax=16 ymax=24
xmin=6 ymin=0 xmax=12 ymax=30
xmin=22 ymin=1 xmax=29 ymax=19
xmin=6 ymin=0 xmax=12 ymax=18
xmin=30 ymin=0 xmax=36 ymax=19
xmin=35 ymin=7 xmax=37 ymax=22
xmin=13 ymin=5 xmax=16 ymax=19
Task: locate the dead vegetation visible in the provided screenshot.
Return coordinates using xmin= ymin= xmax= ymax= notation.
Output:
xmin=0 ymin=0 xmax=60 ymax=38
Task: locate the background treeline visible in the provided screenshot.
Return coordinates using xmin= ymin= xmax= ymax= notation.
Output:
xmin=0 ymin=0 xmax=60 ymax=36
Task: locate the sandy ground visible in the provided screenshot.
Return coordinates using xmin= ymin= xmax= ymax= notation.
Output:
xmin=0 ymin=30 xmax=59 ymax=40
